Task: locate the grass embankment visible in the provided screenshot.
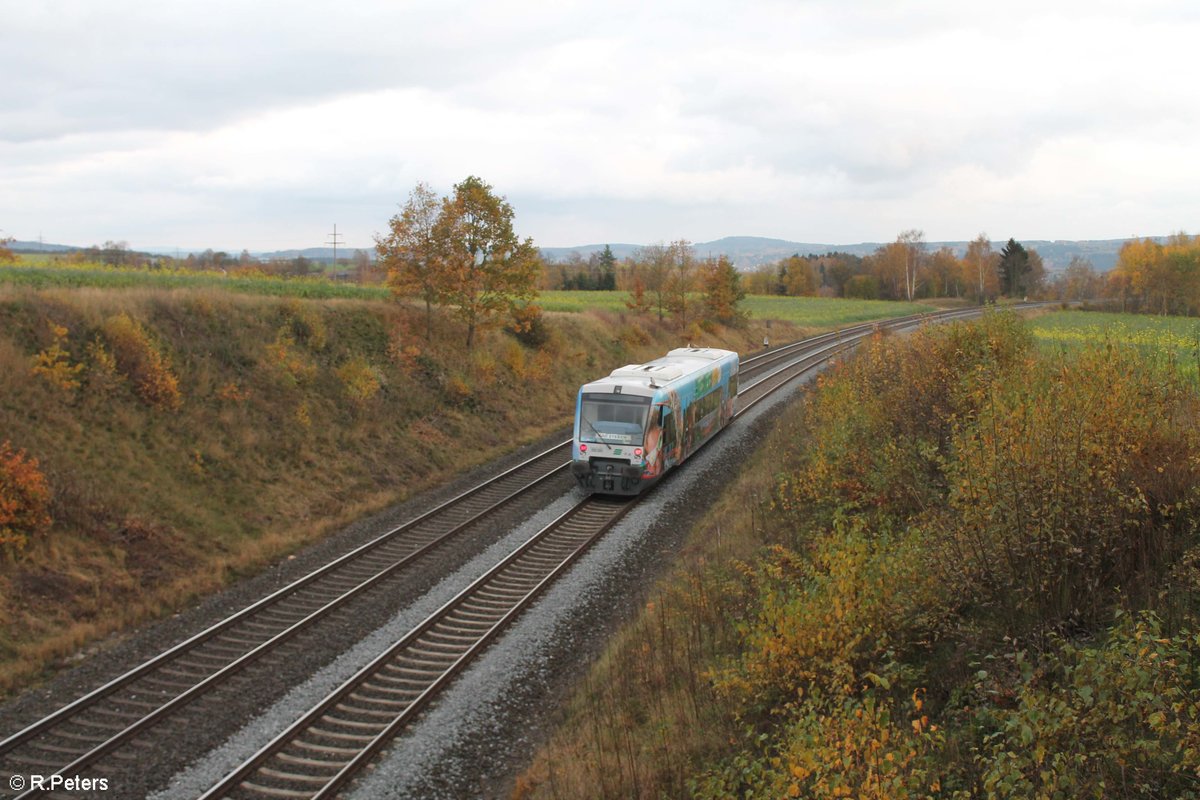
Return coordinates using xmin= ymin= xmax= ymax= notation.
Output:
xmin=517 ymin=311 xmax=1200 ymax=799
xmin=0 ymin=286 xmax=796 ymax=696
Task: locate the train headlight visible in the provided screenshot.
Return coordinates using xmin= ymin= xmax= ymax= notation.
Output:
xmin=633 ymin=448 xmax=643 ymax=459
xmin=579 ymin=443 xmax=588 ymax=453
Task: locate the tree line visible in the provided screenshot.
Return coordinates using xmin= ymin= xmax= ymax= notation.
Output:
xmin=736 ymin=231 xmax=1048 ymax=303
xmin=542 ymin=231 xmax=1055 ymax=305
xmin=1105 ymin=233 xmax=1200 ymax=315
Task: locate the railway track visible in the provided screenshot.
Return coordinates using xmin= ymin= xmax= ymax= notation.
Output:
xmin=195 ymin=305 xmax=999 ymax=800
xmin=1 ymin=304 xmax=1008 ymax=799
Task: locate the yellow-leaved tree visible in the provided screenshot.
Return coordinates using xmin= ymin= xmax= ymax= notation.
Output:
xmin=435 ymin=176 xmax=540 ymax=350
xmin=376 ymin=182 xmax=443 ymax=342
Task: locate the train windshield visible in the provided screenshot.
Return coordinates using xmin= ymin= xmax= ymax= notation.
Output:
xmin=579 ymin=393 xmax=651 ymax=446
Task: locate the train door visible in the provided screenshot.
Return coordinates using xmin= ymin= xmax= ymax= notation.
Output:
xmin=661 ymin=405 xmax=678 ymax=468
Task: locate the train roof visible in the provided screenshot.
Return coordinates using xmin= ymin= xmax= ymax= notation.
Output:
xmin=580 ymin=347 xmax=738 ymax=396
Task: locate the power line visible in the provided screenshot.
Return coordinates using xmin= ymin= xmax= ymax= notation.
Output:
xmin=326 ymin=224 xmax=344 ymax=269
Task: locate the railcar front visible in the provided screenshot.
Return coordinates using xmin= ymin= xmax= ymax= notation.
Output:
xmin=572 ymin=347 xmax=739 ymax=496
xmin=571 ymin=382 xmax=655 ymax=495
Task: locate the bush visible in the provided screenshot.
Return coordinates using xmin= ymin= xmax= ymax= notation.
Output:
xmin=940 ymin=342 xmax=1200 ymax=635
xmin=0 ymin=442 xmax=52 ymax=554
xmin=29 ymin=321 xmax=83 ymax=392
xmin=714 ymin=521 xmax=943 ymax=714
xmin=101 ymin=312 xmax=182 ymax=409
xmin=776 ymin=312 xmax=1033 ymax=529
xmin=336 ymin=357 xmax=383 ymax=404
xmin=509 ymin=303 xmax=550 ymax=348
xmin=969 ymin=612 xmax=1200 ymax=799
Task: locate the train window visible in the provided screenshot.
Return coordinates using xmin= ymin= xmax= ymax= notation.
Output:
xmin=579 ymin=393 xmax=651 ymax=445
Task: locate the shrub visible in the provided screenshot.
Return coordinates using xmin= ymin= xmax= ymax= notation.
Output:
xmin=444 ymin=373 xmax=473 ymax=406
xmin=940 ymin=343 xmax=1200 ymax=635
xmin=101 ymin=312 xmax=182 ymax=410
xmin=715 ymin=522 xmax=943 ymax=713
xmin=336 ymin=357 xmax=383 ymax=404
xmin=501 ymin=340 xmax=527 ymax=378
xmin=471 ymin=350 xmax=498 ymax=386
xmin=969 ymin=612 xmax=1200 ymax=799
xmin=694 ymin=689 xmax=946 ymax=800
xmin=775 ymin=312 xmax=1034 ymax=529
xmin=84 ymin=335 xmax=123 ymax=395
xmin=0 ymin=442 xmax=52 ymax=554
xmin=279 ymin=300 xmax=327 ymax=350
xmin=29 ymin=321 xmax=84 ymax=391
xmin=509 ymin=303 xmax=549 ymax=348
xmin=266 ymin=331 xmax=317 ymax=387
xmin=216 ymin=382 xmax=249 ymax=403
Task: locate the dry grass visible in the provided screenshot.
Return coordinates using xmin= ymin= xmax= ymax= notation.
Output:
xmin=0 ymin=286 xmax=793 ymax=697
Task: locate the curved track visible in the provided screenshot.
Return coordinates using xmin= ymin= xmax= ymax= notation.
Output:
xmin=197 ymin=304 xmax=1004 ymax=800
xmin=2 ymin=303 xmax=1016 ymax=799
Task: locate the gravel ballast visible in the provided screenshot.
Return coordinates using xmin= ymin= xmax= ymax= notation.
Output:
xmin=157 ymin=370 xmax=815 ymax=800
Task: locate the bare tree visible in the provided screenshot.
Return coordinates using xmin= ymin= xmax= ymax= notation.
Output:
xmin=897 ymin=229 xmax=925 ymax=301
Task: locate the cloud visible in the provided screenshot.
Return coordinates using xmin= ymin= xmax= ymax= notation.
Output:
xmin=3 ymin=0 xmax=1200 ymax=248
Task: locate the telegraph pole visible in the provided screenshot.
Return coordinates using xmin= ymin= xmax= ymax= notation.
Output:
xmin=326 ymin=224 xmax=344 ymax=271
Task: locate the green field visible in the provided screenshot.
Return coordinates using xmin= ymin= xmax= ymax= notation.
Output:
xmin=0 ymin=259 xmax=389 ymax=300
xmin=1028 ymin=309 xmax=1200 ymax=379
xmin=538 ymin=290 xmax=937 ymax=327
xmin=2 ymin=262 xmax=940 ymax=328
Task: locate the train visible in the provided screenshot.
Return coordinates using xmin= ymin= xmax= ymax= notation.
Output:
xmin=571 ymin=347 xmax=740 ymax=495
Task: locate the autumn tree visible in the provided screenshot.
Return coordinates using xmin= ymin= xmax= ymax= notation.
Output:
xmin=777 ymin=255 xmax=817 ymax=296
xmin=867 ymin=241 xmax=909 ymax=300
xmin=632 ymin=243 xmax=672 ymax=322
xmin=1109 ymin=234 xmax=1200 ymax=315
xmin=925 ymin=247 xmax=963 ymax=297
xmin=1025 ymin=247 xmax=1047 ymax=297
xmin=1057 ymin=256 xmax=1102 ymax=301
xmin=664 ymin=239 xmax=697 ymax=326
xmin=964 ymin=233 xmax=999 ymax=302
xmin=701 ymin=255 xmax=747 ymax=326
xmin=743 ymin=262 xmax=783 ymax=295
xmin=0 ymin=235 xmax=15 ymax=263
xmin=436 ymin=176 xmax=539 ymax=350
xmin=376 ymin=182 xmax=445 ymax=341
xmin=823 ymin=258 xmax=855 ymax=297
xmin=897 ymin=229 xmax=925 ymax=301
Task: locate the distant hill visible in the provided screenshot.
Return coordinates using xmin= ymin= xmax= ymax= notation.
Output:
xmin=8 ymin=240 xmax=81 ymax=254
xmin=251 ymin=247 xmax=374 ymax=262
xmin=9 ymin=236 xmax=1149 ymax=273
xmin=541 ymin=235 xmax=1141 ymax=272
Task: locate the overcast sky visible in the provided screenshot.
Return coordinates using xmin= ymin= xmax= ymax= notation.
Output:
xmin=2 ymin=0 xmax=1198 ymax=252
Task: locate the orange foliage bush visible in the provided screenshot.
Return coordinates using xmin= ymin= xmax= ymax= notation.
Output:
xmin=101 ymin=312 xmax=182 ymax=410
xmin=266 ymin=332 xmax=317 ymax=387
xmin=0 ymin=441 xmax=52 ymax=554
